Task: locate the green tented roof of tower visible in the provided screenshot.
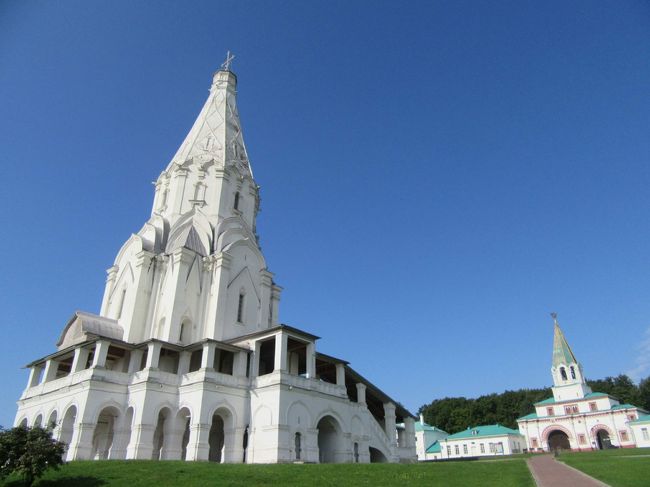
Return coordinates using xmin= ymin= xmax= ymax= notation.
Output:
xmin=552 ymin=319 xmax=578 ymax=367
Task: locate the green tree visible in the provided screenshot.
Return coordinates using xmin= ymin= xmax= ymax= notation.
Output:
xmin=638 ymin=376 xmax=650 ymax=411
xmin=0 ymin=425 xmax=65 ymax=486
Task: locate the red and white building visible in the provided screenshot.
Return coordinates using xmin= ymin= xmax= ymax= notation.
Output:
xmin=518 ymin=315 xmax=647 ymax=451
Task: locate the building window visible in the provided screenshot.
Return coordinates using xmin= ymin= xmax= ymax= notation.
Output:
xmin=237 ymin=292 xmax=245 ymax=323
xmin=489 ymin=443 xmax=495 ymax=453
xmin=463 ymin=444 xmax=468 ymax=454
xmin=642 ymin=428 xmax=649 ymax=440
xmin=447 ymin=446 xmax=451 ymax=456
xmin=572 ymin=405 xmax=579 ymax=413
xmin=294 ymin=433 xmax=301 ymax=460
xmin=589 ymin=402 xmax=597 ymax=412
xmin=547 ymin=407 xmax=554 ymax=416
xmin=578 ymin=434 xmax=586 ymax=445
xmin=234 ymin=191 xmax=240 ymax=210
xmin=565 ymin=406 xmax=572 ymax=415
xmin=620 ymin=431 xmax=629 ymax=442
xmin=628 ymin=414 xmax=636 ymax=421
xmin=480 ymin=443 xmax=485 ymax=453
xmin=353 ymin=442 xmax=359 ymax=463
xmin=531 ymin=438 xmax=538 ymax=448
xmin=454 ymin=445 xmax=459 ymax=455
xmin=570 ymin=366 xmax=576 ymax=379
xmin=560 ymin=367 xmax=568 ymax=381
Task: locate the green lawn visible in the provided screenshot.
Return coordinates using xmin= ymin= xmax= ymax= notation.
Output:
xmin=3 ymin=459 xmax=535 ymax=487
xmin=558 ymin=448 xmax=650 ymax=487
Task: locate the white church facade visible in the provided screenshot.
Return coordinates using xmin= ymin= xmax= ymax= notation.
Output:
xmin=517 ymin=315 xmax=648 ymax=452
xmin=14 ymin=61 xmax=417 ymax=464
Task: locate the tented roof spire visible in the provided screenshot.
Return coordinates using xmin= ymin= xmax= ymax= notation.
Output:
xmin=551 ymin=313 xmax=578 ymax=367
xmin=167 ymin=52 xmax=252 ymax=177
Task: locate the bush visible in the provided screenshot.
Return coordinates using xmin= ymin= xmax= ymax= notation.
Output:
xmin=0 ymin=425 xmax=65 ymax=486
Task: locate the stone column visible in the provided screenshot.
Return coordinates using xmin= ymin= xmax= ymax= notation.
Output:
xmin=146 ymin=342 xmax=162 ymax=369
xmin=383 ymin=403 xmax=397 ymax=447
xmin=126 ymin=423 xmax=155 ymax=460
xmin=67 ymin=422 xmax=95 ymax=460
xmin=201 ymin=342 xmax=216 ymax=370
xmin=178 ymin=351 xmax=192 ymax=375
xmin=109 ymin=415 xmax=132 ymax=460
xmin=404 ymin=417 xmax=416 ymax=448
xmin=274 ymin=333 xmax=288 ymax=372
xmin=128 ymin=349 xmax=144 ymax=373
xmin=26 ymin=365 xmax=44 ymax=388
xmin=71 ymin=347 xmax=90 ymax=373
xmin=251 ymin=341 xmax=261 ymax=378
xmin=335 ymin=363 xmax=346 ymax=386
xmin=43 ymin=359 xmax=59 ymax=382
xmin=185 ymin=422 xmax=210 ymax=461
xmin=356 ymin=383 xmax=367 ymax=405
xmin=234 ymin=350 xmax=248 ymax=377
xmin=270 ymin=285 xmax=282 ymax=327
xmin=228 ymin=426 xmax=247 ymax=463
xmin=306 ymin=342 xmax=316 ymax=379
xmin=91 ymin=340 xmax=110 ymax=368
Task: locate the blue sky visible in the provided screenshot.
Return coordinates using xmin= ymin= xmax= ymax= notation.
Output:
xmin=1 ymin=1 xmax=649 ymax=427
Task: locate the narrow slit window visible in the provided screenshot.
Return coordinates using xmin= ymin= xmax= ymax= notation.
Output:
xmin=234 ymin=192 xmax=240 ymax=210
xmin=570 ymin=366 xmax=576 ymax=379
xmin=237 ymin=293 xmax=245 ymax=323
xmin=560 ymin=367 xmax=568 ymax=381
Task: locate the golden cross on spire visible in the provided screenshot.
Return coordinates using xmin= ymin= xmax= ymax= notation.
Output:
xmin=221 ymin=51 xmax=235 ymax=71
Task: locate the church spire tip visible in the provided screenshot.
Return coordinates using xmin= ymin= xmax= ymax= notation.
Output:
xmin=220 ymin=51 xmax=235 ymax=72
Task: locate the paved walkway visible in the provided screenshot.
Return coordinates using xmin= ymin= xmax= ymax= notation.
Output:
xmin=527 ymin=454 xmax=610 ymax=487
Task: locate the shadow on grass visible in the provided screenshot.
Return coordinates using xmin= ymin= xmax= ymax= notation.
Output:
xmin=5 ymin=476 xmax=106 ymax=487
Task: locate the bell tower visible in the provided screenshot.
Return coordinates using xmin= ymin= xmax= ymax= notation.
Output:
xmin=550 ymin=313 xmax=592 ymax=401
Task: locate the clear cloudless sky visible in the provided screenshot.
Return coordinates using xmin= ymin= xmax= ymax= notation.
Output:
xmin=1 ymin=0 xmax=650 ymax=428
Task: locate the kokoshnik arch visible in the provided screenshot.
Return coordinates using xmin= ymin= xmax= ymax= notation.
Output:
xmin=14 ymin=59 xmax=417 ymax=464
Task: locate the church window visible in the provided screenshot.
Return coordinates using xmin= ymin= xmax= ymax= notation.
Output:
xmin=560 ymin=367 xmax=568 ymax=381
xmin=179 ymin=321 xmax=190 ymax=344
xmin=353 ymin=442 xmax=359 ymax=463
xmin=234 ymin=191 xmax=240 ymax=211
xmin=589 ymin=402 xmax=597 ymax=412
xmin=570 ymin=366 xmax=576 ymax=379
xmin=454 ymin=445 xmax=459 ymax=455
xmin=572 ymin=405 xmax=579 ymax=413
xmin=578 ymin=434 xmax=586 ymax=445
xmin=462 ymin=444 xmax=468 ymax=454
xmin=294 ymin=433 xmax=302 ymax=460
xmin=237 ymin=292 xmax=245 ymax=323
xmin=620 ymin=431 xmax=629 ymax=442
xmin=480 ymin=443 xmax=485 ymax=453
xmin=546 ymin=407 xmax=554 ymax=416
xmin=642 ymin=428 xmax=649 ymax=440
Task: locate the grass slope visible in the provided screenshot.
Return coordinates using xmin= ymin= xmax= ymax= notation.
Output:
xmin=558 ymin=448 xmax=650 ymax=487
xmin=3 ymin=459 xmax=534 ymax=487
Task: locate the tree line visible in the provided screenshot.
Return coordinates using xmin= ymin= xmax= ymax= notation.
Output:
xmin=419 ymin=374 xmax=650 ymax=433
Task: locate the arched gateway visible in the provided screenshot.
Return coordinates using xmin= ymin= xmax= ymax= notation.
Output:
xmin=547 ymin=430 xmax=570 ymax=451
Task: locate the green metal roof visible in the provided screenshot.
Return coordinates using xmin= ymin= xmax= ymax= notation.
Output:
xmin=446 ymin=424 xmax=522 ymax=440
xmin=534 ymin=392 xmax=608 ymax=406
xmin=415 ymin=421 xmax=448 ymax=434
xmin=611 ymin=404 xmax=638 ymax=410
xmin=517 ymin=413 xmax=538 ymax=420
xmin=630 ymin=414 xmax=650 ymax=424
xmin=552 ymin=319 xmax=578 ymax=367
xmin=426 ymin=440 xmax=441 ymax=454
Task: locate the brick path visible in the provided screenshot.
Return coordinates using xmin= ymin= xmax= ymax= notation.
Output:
xmin=527 ymin=454 xmax=610 ymax=487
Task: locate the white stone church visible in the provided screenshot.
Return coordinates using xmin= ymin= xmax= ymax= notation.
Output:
xmin=14 ymin=60 xmax=417 ymax=464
